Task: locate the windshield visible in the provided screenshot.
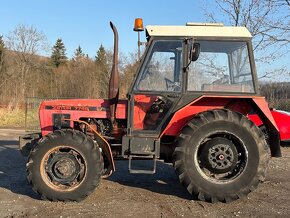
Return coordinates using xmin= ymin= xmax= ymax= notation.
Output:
xmin=134 ymin=40 xmax=183 ymax=92
xmin=187 ymin=41 xmax=255 ymax=93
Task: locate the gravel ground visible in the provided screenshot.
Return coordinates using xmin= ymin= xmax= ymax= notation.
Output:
xmin=0 ymin=129 xmax=290 ymax=218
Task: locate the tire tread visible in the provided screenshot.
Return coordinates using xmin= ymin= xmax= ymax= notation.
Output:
xmin=173 ymin=109 xmax=270 ymax=203
xmin=27 ymin=129 xmax=103 ymax=202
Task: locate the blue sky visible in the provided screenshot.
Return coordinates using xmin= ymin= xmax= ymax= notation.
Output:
xmin=0 ymin=0 xmax=206 ymax=57
xmin=1 ymin=0 xmax=288 ymax=81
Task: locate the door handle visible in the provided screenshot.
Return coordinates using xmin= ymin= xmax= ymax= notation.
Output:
xmin=166 ymin=94 xmax=180 ymax=98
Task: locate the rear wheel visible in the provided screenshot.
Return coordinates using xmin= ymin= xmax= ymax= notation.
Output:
xmin=173 ymin=109 xmax=270 ymax=203
xmin=27 ymin=129 xmax=103 ymax=201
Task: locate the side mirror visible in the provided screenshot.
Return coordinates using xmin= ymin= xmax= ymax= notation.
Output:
xmin=190 ymin=43 xmax=200 ymax=61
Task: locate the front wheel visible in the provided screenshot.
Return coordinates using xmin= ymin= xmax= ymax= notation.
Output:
xmin=173 ymin=109 xmax=270 ymax=203
xmin=27 ymin=129 xmax=103 ymax=201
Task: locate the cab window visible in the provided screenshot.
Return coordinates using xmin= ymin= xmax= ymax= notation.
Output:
xmin=134 ymin=40 xmax=183 ymax=92
xmin=187 ymin=41 xmax=254 ymax=93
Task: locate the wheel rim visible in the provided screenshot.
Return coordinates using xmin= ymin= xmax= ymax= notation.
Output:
xmin=195 ymin=132 xmax=248 ymax=184
xmin=41 ymin=146 xmax=87 ymax=191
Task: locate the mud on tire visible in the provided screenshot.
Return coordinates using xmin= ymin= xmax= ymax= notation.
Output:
xmin=27 ymin=129 xmax=103 ymax=201
xmin=173 ymin=109 xmax=270 ymax=203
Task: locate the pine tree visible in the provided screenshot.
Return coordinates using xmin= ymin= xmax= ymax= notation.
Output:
xmin=73 ymin=45 xmax=85 ymax=61
xmin=51 ymin=38 xmax=67 ymax=67
xmin=95 ymin=44 xmax=110 ymax=97
xmin=95 ymin=44 xmax=108 ymax=68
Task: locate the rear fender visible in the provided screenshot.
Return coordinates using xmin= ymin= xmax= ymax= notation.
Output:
xmin=162 ymin=96 xmax=253 ymax=136
xmin=251 ymin=98 xmax=281 ymax=157
xmin=161 ymin=95 xmax=281 ymax=157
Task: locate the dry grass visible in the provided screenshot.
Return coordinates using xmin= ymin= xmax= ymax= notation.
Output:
xmin=0 ymin=108 xmax=25 ymax=128
xmin=26 ymin=108 xmax=40 ymax=130
xmin=0 ymin=108 xmax=39 ymax=129
xmin=269 ymin=99 xmax=290 ymax=112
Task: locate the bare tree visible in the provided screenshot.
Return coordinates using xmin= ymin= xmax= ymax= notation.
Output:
xmin=272 ymin=0 xmax=290 ymax=7
xmin=0 ymin=36 xmax=5 ymax=73
xmin=204 ymin=0 xmax=290 ymax=79
xmin=0 ymin=36 xmax=8 ymax=81
xmin=6 ymin=24 xmax=49 ymax=103
xmin=0 ymin=35 xmax=9 ymax=96
xmin=120 ymin=52 xmax=139 ymax=98
xmin=0 ymin=25 xmax=138 ymax=105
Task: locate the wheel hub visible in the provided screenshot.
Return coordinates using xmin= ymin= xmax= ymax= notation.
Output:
xmin=55 ymin=159 xmax=76 ymax=178
xmin=201 ymin=137 xmax=238 ymax=174
xmin=47 ymin=153 xmax=81 ymax=184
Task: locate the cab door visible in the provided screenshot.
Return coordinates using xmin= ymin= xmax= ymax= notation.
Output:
xmin=128 ymin=39 xmax=184 ymax=136
xmin=122 ymin=39 xmax=185 ymax=161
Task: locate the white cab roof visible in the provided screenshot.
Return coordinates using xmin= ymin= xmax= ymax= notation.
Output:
xmin=146 ymin=25 xmax=252 ymax=39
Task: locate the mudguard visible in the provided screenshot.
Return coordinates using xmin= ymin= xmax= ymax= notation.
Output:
xmin=71 ymin=120 xmax=115 ymax=178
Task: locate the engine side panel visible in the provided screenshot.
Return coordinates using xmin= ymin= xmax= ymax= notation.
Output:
xmin=39 ymin=99 xmax=127 ymax=136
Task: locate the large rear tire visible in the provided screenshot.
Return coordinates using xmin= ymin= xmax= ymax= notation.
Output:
xmin=27 ymin=129 xmax=103 ymax=201
xmin=173 ymin=109 xmax=270 ymax=203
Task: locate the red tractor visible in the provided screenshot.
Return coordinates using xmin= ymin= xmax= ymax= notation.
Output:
xmin=20 ymin=20 xmax=289 ymax=203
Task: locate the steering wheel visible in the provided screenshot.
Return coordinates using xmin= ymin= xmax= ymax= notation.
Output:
xmin=149 ymin=96 xmax=168 ymax=113
xmin=144 ymin=96 xmax=169 ymax=129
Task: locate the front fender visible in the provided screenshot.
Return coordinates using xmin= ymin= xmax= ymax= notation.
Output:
xmin=19 ymin=133 xmax=41 ymax=156
xmin=72 ymin=120 xmax=115 ymax=178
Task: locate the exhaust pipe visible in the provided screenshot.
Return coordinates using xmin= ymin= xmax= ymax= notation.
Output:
xmin=108 ymin=22 xmax=119 ymax=124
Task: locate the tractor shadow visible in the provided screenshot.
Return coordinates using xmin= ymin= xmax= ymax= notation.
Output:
xmin=0 ymin=140 xmax=40 ymax=199
xmin=0 ymin=140 xmax=192 ymax=200
xmin=107 ymin=159 xmax=193 ymax=200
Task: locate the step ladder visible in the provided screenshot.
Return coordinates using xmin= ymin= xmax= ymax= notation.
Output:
xmin=122 ymin=136 xmax=160 ymax=174
xmin=128 ymin=153 xmax=157 ymax=174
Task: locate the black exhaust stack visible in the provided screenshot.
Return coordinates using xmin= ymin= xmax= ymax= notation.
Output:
xmin=108 ymin=22 xmax=119 ymax=124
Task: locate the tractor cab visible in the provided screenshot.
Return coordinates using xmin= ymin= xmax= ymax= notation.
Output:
xmin=122 ymin=23 xmax=261 ymax=173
